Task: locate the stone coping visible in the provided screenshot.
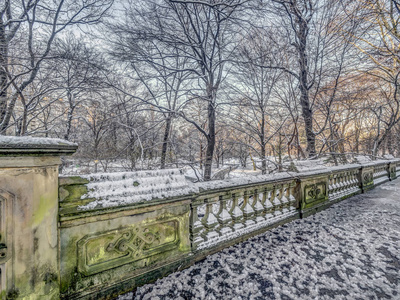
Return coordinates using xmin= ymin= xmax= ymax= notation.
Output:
xmin=0 ymin=136 xmax=77 ymax=156
xmin=58 ymin=159 xmax=400 ymax=221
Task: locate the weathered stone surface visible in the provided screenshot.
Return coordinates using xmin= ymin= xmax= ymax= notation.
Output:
xmin=1 ymin=137 xmax=398 ymax=299
xmin=59 ymin=176 xmax=89 ymax=186
xmin=0 ymin=137 xmax=76 ymax=299
xmin=0 ymin=162 xmax=60 ymax=299
xmin=59 ymin=184 xmax=88 ymax=202
xmin=0 ymin=136 xmax=77 ymax=156
xmin=388 ymin=162 xmax=397 ymax=180
xmin=360 ymin=167 xmax=374 ymax=192
xmin=59 ymin=200 xmax=191 ymax=299
xmin=298 ymin=175 xmax=329 ymax=217
xmin=128 ymin=178 xmax=400 ymax=300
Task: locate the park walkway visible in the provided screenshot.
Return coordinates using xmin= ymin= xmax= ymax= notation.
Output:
xmin=118 ymin=178 xmax=400 ymax=300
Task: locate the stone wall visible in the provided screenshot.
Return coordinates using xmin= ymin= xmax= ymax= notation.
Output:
xmin=0 ymin=137 xmax=398 ymax=299
xmin=0 ymin=137 xmax=77 ymax=299
xmin=57 ymin=160 xmax=400 ymax=300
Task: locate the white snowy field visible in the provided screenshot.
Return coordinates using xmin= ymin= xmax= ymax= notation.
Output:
xmin=117 ymin=178 xmax=400 ymax=300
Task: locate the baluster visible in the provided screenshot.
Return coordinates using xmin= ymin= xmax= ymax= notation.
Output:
xmin=252 ymin=189 xmax=265 ymax=223
xmin=334 ymin=175 xmax=339 ymax=196
xmin=355 ymin=171 xmax=360 ymax=189
xmin=354 ymin=171 xmax=360 ymax=190
xmin=344 ymin=172 xmax=349 ymax=194
xmin=189 ymin=202 xmax=204 ymax=249
xmin=264 ymin=189 xmax=275 ymax=220
xmin=341 ymin=173 xmax=346 ymax=195
xmin=280 ymin=186 xmax=290 ymax=214
xmin=348 ymin=172 xmax=353 ymax=192
xmin=347 ymin=172 xmax=352 ymax=191
xmin=288 ymin=183 xmax=297 ymax=211
xmin=217 ymin=194 xmax=232 ymax=235
xmin=333 ymin=175 xmax=338 ymax=197
xmin=349 ymin=172 xmax=354 ymax=190
xmin=340 ymin=174 xmax=345 ymax=195
xmin=241 ymin=190 xmax=255 ymax=227
xmin=201 ymin=198 xmax=219 ymax=241
xmin=337 ymin=175 xmax=341 ymax=196
xmin=328 ymin=176 xmax=333 ymax=196
xmin=229 ymin=193 xmax=244 ymax=231
xmin=272 ymin=186 xmax=282 ymax=215
xmin=349 ymin=172 xmax=353 ymax=191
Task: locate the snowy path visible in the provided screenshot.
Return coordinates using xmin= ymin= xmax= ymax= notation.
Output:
xmin=118 ymin=178 xmax=400 ymax=300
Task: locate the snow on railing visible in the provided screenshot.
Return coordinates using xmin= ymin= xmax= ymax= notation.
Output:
xmin=190 ymin=180 xmax=298 ymax=251
xmin=55 ymin=158 xmax=400 ymax=300
xmin=396 ymin=161 xmax=400 ymax=177
xmin=78 ymin=169 xmax=196 ymax=210
xmin=187 ymin=159 xmax=400 ymax=252
xmin=328 ymin=168 xmax=360 ymax=201
xmin=60 ymin=160 xmax=400 ymax=252
xmin=373 ymin=164 xmax=390 ymax=185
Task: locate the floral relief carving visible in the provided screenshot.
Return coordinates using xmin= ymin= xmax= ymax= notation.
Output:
xmin=363 ymin=172 xmax=373 ymax=185
xmin=307 ymin=185 xmax=321 ymax=200
xmin=304 ymin=182 xmax=326 ymax=206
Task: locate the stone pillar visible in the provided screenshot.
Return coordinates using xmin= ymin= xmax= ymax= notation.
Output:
xmin=0 ymin=137 xmax=77 ymax=299
xmin=298 ymin=175 xmax=329 ymax=218
xmin=359 ymin=166 xmax=374 ymax=193
xmin=388 ymin=162 xmax=397 ymax=181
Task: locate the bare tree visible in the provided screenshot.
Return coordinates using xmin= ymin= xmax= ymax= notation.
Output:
xmin=352 ymin=0 xmax=400 ymax=156
xmin=109 ymin=0 xmax=244 ymax=180
xmin=229 ymin=27 xmax=286 ymax=174
xmin=266 ymin=0 xmax=358 ymax=158
xmin=49 ymin=35 xmax=108 ymax=140
xmin=0 ymin=0 xmax=113 ymax=134
xmin=110 ymin=31 xmax=191 ymax=169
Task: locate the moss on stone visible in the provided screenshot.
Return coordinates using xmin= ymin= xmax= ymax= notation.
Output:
xmin=59 ymin=176 xmax=89 ymax=186
xmin=33 ymin=195 xmax=56 ymax=226
xmin=60 ymin=185 xmax=88 ymax=203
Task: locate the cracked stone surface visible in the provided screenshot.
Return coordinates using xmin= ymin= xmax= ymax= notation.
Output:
xmin=117 ymin=178 xmax=400 ymax=300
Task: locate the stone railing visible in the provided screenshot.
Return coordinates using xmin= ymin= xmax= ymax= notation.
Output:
xmin=55 ymin=159 xmax=400 ymax=299
xmin=189 ymin=179 xmax=298 ymax=251
xmin=0 ymin=137 xmax=399 ymax=300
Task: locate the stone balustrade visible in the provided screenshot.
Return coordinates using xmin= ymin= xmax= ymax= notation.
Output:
xmin=0 ymin=137 xmax=399 ymax=300
xmin=190 ymin=180 xmax=298 ymax=251
xmin=328 ymin=168 xmax=360 ymax=202
xmin=55 ymin=159 xmax=400 ymax=299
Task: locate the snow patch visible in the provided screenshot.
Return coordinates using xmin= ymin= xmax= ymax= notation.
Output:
xmin=78 ymin=169 xmax=197 ymax=210
xmin=0 ymin=136 xmax=77 ymax=147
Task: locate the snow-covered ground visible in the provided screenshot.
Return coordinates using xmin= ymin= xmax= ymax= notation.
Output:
xmin=117 ymin=178 xmax=400 ymax=300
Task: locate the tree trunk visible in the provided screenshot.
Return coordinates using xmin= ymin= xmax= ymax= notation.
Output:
xmin=260 ymin=114 xmax=266 ymax=175
xmin=0 ymin=20 xmax=7 ymax=129
xmin=160 ymin=116 xmax=172 ymax=169
xmin=204 ymin=98 xmax=216 ymax=181
xmin=64 ymin=93 xmax=75 ymax=140
xmin=199 ymin=142 xmax=203 ymax=169
xmin=297 ymin=18 xmax=316 ymax=157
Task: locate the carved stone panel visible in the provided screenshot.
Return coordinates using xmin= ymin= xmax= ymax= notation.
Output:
xmin=363 ymin=172 xmax=373 ymax=186
xmin=302 ymin=182 xmax=327 ymax=209
xmin=389 ymin=164 xmax=397 ymax=180
xmin=77 ymin=219 xmax=180 ymax=276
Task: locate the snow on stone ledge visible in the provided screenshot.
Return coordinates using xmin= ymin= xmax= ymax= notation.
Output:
xmin=78 ymin=159 xmax=400 ymax=211
xmin=354 ymin=155 xmax=372 ymax=163
xmin=0 ymin=136 xmax=77 ymax=148
xmin=79 ymin=169 xmax=197 ymax=210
